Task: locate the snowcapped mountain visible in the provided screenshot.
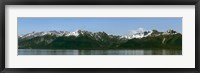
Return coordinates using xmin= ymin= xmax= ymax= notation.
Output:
xmin=120 ymin=28 xmax=153 ymax=39
xmin=120 ymin=31 xmax=152 ymax=39
xmin=19 ymin=29 xmax=179 ymax=40
xmin=162 ymin=29 xmax=178 ymax=35
xmin=19 ymin=30 xmax=80 ymax=39
xmin=120 ymin=28 xmax=178 ymax=39
xmin=18 ymin=29 xmax=182 ymax=49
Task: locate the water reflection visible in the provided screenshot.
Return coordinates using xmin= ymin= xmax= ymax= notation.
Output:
xmin=18 ymin=49 xmax=182 ymax=55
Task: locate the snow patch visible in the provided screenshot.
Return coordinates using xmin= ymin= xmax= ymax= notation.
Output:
xmin=21 ymin=30 xmax=80 ymax=39
xmin=121 ymin=28 xmax=152 ymax=39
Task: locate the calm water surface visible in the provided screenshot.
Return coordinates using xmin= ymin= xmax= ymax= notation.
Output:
xmin=18 ymin=49 xmax=182 ymax=55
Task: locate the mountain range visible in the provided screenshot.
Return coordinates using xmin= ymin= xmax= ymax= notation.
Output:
xmin=18 ymin=29 xmax=182 ymax=49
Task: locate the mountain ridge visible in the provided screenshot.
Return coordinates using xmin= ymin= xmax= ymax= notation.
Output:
xmin=18 ymin=29 xmax=182 ymax=49
xmin=18 ymin=29 xmax=180 ymax=39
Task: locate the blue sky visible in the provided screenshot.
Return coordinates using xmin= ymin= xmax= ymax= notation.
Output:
xmin=18 ymin=17 xmax=182 ymax=35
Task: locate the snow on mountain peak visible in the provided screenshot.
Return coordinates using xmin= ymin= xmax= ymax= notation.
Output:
xmin=65 ymin=30 xmax=79 ymax=36
xmin=162 ymin=29 xmax=177 ymax=35
xmin=20 ymin=30 xmax=81 ymax=39
xmin=120 ymin=28 xmax=180 ymax=39
xmin=19 ymin=29 xmax=179 ymax=40
xmin=121 ymin=28 xmax=152 ymax=39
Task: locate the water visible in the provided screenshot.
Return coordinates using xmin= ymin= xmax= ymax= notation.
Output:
xmin=18 ymin=49 xmax=182 ymax=55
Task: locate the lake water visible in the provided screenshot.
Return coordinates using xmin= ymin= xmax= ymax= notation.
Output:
xmin=18 ymin=49 xmax=182 ymax=55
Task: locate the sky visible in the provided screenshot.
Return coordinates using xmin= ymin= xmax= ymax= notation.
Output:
xmin=18 ymin=17 xmax=182 ymax=35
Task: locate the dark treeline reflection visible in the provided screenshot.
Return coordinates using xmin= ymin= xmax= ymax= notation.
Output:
xmin=18 ymin=49 xmax=182 ymax=55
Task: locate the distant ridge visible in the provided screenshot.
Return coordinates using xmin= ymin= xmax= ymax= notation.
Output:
xmin=19 ymin=29 xmax=179 ymax=39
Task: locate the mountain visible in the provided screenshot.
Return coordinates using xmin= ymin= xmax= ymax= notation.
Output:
xmin=120 ymin=28 xmax=152 ymax=39
xmin=118 ymin=33 xmax=182 ymax=49
xmin=118 ymin=29 xmax=181 ymax=49
xmin=19 ymin=30 xmax=79 ymax=39
xmin=120 ymin=29 xmax=179 ymax=39
xmin=18 ymin=29 xmax=182 ymax=49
